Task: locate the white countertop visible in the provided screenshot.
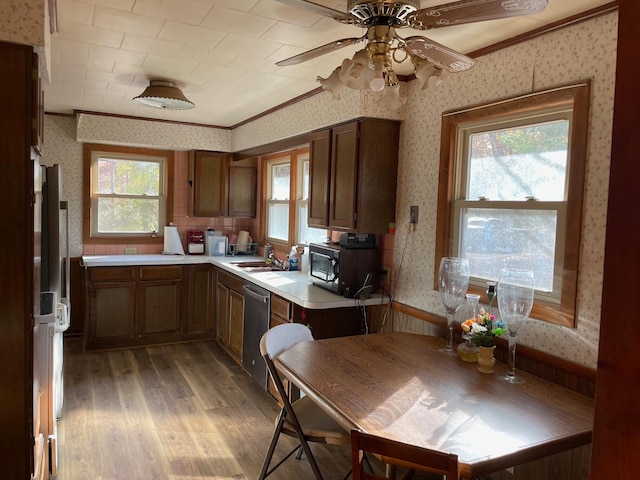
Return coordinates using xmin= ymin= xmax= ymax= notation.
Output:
xmin=81 ymin=254 xmax=389 ymax=310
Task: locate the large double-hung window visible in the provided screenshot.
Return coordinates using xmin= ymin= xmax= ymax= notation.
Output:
xmin=264 ymin=147 xmax=327 ymax=246
xmin=83 ymin=144 xmax=174 ymax=243
xmin=436 ymin=83 xmax=591 ymax=327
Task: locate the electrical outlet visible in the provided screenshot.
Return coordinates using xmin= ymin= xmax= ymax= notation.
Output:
xmin=380 ymin=269 xmax=390 ymax=284
xmin=124 ymin=247 xmax=137 ymax=254
xmin=410 ymin=205 xmax=419 ymax=224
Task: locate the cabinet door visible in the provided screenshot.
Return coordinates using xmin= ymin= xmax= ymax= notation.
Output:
xmin=329 ymin=121 xmax=359 ymax=230
xmin=228 ymin=289 xmax=244 ymax=363
xmin=308 ymin=129 xmax=331 ymax=228
xmin=216 ymin=282 xmax=229 ymax=346
xmin=86 ymin=281 xmax=136 ymax=349
xmin=354 ymin=119 xmax=400 ymax=234
xmin=184 ymin=264 xmax=215 ymax=338
xmin=189 ymin=150 xmax=229 ymax=217
xmin=228 ymin=166 xmax=256 ymax=217
xmin=137 ymin=280 xmax=182 ymax=341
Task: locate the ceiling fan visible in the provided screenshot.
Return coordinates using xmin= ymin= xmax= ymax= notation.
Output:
xmin=274 ymin=0 xmax=548 ymax=101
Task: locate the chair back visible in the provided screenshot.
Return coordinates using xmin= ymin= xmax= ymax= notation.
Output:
xmin=351 ymin=430 xmax=459 ymax=480
xmin=260 ymin=322 xmax=314 ymax=359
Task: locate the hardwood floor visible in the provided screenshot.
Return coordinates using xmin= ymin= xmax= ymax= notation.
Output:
xmin=58 ymin=338 xmax=352 ymax=480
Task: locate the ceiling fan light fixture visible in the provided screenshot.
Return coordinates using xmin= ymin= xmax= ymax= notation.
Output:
xmin=133 ymin=80 xmax=195 ymax=110
xmin=278 ymin=0 xmax=548 ymax=110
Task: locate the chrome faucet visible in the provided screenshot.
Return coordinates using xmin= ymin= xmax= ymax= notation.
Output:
xmin=268 ymin=252 xmax=287 ymax=270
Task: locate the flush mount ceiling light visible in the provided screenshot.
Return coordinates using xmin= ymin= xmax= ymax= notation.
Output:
xmin=274 ymin=0 xmax=548 ymax=109
xmin=133 ymin=80 xmax=195 ymax=110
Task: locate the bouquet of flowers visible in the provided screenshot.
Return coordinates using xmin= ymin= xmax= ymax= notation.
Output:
xmin=461 ymin=307 xmax=508 ymax=347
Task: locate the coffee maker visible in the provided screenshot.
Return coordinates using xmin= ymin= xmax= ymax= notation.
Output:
xmin=187 ymin=230 xmax=204 ymax=254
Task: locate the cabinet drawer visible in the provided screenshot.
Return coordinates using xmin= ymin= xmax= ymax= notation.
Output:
xmin=140 ymin=266 xmax=182 ymax=280
xmin=271 ymin=295 xmax=291 ymax=322
xmin=88 ymin=267 xmax=136 ymax=281
xmin=217 ymin=270 xmax=245 ymax=292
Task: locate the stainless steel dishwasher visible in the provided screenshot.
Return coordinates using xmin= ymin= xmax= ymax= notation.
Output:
xmin=242 ymin=284 xmax=271 ymax=389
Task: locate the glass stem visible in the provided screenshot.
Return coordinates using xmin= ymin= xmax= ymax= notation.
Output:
xmin=507 ymin=333 xmax=518 ymax=378
xmin=445 ymin=312 xmax=454 ymax=352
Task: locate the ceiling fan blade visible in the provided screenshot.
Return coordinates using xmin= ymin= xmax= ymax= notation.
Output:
xmin=276 ymin=37 xmax=364 ymax=66
xmin=404 ymin=36 xmax=475 ymax=72
xmin=410 ymin=0 xmax=547 ymax=29
xmin=274 ymin=0 xmax=355 ymax=24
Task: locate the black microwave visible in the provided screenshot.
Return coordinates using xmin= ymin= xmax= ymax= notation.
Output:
xmin=308 ymin=243 xmax=378 ymax=298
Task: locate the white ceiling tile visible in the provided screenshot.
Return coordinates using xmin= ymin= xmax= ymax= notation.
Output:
xmin=106 ymin=82 xmax=139 ymax=94
xmin=260 ymin=21 xmax=335 ymax=49
xmin=51 ymin=36 xmax=91 ymax=57
xmin=84 ymin=87 xmax=128 ymax=102
xmin=54 ymin=63 xmax=87 ymax=79
xmin=208 ymin=0 xmax=259 ymax=13
xmin=142 ymin=54 xmax=200 ymax=73
xmin=112 ymin=63 xmax=150 ymax=76
xmin=176 ymin=44 xmax=237 ymax=65
xmin=85 ymin=69 xmax=136 ymax=85
xmin=60 ymin=53 xmax=115 ymax=72
xmin=80 ymin=0 xmax=135 ymax=11
xmin=227 ymin=54 xmax=280 ymax=74
xmin=58 ymin=21 xmax=124 ymax=48
xmin=45 ymin=0 xmax=613 ymax=126
xmin=93 ymin=7 xmax=165 ymax=37
xmin=121 ymin=33 xmax=184 ymax=57
xmin=57 ymin=0 xmax=95 ymax=25
xmin=213 ymin=32 xmax=281 ymax=59
xmin=200 ymin=6 xmax=276 ymax=38
xmin=158 ymin=21 xmax=226 ymax=47
xmin=132 ymin=0 xmax=214 ymax=26
xmin=250 ymin=0 xmax=324 ymax=27
xmin=173 ymin=62 xmax=245 ymax=85
xmin=89 ymin=44 xmax=147 ymax=65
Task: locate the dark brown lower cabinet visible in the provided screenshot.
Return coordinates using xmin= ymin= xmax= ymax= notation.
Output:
xmin=88 ymin=281 xmax=136 ymax=345
xmin=183 ymin=264 xmax=216 ymax=339
xmin=215 ymin=269 xmax=245 ymax=364
xmin=84 ymin=265 xmax=215 ymax=351
xmin=292 ymin=304 xmax=366 ymax=339
xmin=137 ymin=279 xmax=181 ymax=342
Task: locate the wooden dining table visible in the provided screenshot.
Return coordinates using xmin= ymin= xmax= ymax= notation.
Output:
xmin=275 ymin=332 xmax=594 ymax=479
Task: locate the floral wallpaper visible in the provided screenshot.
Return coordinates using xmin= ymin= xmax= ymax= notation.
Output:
xmin=0 ymin=0 xmax=45 ymax=47
xmin=76 ymin=113 xmax=231 ymax=152
xmin=43 ymin=12 xmax=617 ymax=368
xmin=391 ymin=13 xmax=617 ymax=368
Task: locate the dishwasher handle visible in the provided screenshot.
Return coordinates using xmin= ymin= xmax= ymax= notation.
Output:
xmin=242 ymin=284 xmax=270 ymax=303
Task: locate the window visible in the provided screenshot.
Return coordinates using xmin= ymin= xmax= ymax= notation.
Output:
xmin=83 ymin=144 xmax=174 ymax=244
xmin=435 ymin=82 xmax=591 ymax=327
xmin=264 ymin=148 xmax=327 ymax=246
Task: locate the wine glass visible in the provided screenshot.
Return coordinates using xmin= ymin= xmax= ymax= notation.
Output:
xmin=438 ymin=257 xmax=470 ymax=355
xmin=497 ymin=268 xmax=534 ymax=383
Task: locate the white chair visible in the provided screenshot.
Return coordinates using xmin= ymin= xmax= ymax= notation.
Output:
xmin=258 ymin=323 xmax=351 ymax=480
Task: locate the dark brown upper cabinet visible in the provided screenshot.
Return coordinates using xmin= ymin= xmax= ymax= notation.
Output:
xmin=228 ymin=165 xmax=257 ymax=217
xmin=308 ymin=118 xmax=400 ymax=234
xmin=188 ymin=150 xmax=256 ymax=218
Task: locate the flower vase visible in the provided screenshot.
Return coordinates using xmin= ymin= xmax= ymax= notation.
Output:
xmin=457 ymin=338 xmax=479 ymax=362
xmin=477 ymin=345 xmax=496 ymax=373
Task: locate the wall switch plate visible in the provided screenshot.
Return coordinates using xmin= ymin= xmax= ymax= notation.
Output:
xmin=410 ymin=205 xmax=419 ymax=224
xmin=124 ymin=247 xmax=137 ymax=254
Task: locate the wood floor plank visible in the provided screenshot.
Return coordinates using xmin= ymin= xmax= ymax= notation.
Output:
xmin=59 ymin=338 xmax=352 ymax=479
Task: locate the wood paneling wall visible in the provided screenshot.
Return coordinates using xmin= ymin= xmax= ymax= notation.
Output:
xmin=590 ymin=1 xmax=640 ymax=478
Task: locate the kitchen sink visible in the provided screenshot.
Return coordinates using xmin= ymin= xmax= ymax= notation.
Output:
xmin=231 ymin=261 xmax=284 ymax=272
